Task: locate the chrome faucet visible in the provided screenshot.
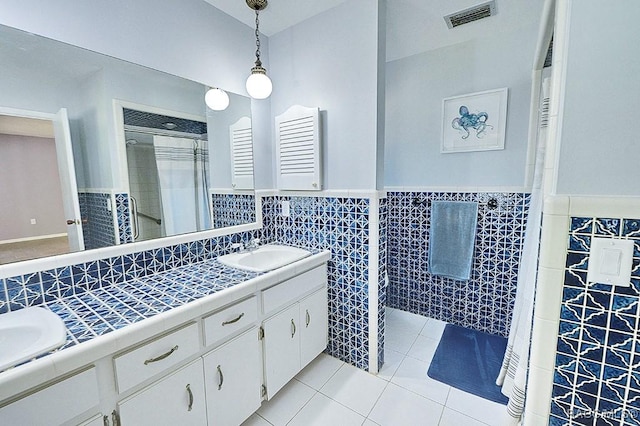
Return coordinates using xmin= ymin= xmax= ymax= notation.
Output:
xmin=231 ymin=242 xmax=245 ymax=252
xmin=246 ymin=238 xmax=261 ymax=251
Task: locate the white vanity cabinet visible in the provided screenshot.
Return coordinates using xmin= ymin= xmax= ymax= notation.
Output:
xmin=0 ymin=367 xmax=100 ymax=426
xmin=118 ymin=359 xmax=207 ymax=425
xmin=203 ymin=327 xmax=262 ymax=426
xmin=262 ymin=283 xmax=328 ymax=399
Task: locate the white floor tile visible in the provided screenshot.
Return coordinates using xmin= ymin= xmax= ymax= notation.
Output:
xmin=256 ymin=379 xmax=316 ymax=426
xmin=320 ymin=363 xmax=388 ymax=416
xmin=241 ymin=413 xmax=273 ymax=426
xmin=368 ymin=382 xmax=444 ymax=426
xmin=287 ymin=393 xmax=365 ymax=426
xmin=438 ymin=408 xmax=489 ymax=426
xmin=384 ymin=327 xmax=419 ymax=354
xmin=377 ymin=348 xmax=403 ymax=381
xmin=420 ymin=318 xmax=447 ymax=340
xmin=295 ymin=353 xmax=344 ymax=390
xmin=386 ymin=308 xmax=429 ymax=335
xmin=390 ymin=355 xmax=450 ymax=404
xmin=407 ymin=334 xmax=440 ymax=363
xmin=445 ymin=388 xmax=510 ymax=426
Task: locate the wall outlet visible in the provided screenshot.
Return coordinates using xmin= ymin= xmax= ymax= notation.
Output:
xmin=30 ymin=218 xmax=37 ymax=225
xmin=281 ymin=201 xmax=290 ymax=217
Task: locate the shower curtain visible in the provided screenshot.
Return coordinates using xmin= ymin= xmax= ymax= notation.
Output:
xmin=153 ymin=136 xmax=211 ymax=236
xmin=496 ymin=78 xmax=549 ymax=424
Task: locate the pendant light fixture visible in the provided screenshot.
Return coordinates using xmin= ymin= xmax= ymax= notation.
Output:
xmin=245 ymin=0 xmax=272 ymax=99
xmin=205 ymin=87 xmax=230 ymax=111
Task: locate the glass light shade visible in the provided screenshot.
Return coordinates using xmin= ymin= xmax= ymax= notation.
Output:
xmin=246 ymin=71 xmax=272 ymax=100
xmin=205 ymin=88 xmax=230 ymax=111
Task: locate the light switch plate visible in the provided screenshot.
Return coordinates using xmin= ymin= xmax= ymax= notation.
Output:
xmin=586 ymin=237 xmax=634 ymax=287
xmin=281 ymin=200 xmax=290 ymax=217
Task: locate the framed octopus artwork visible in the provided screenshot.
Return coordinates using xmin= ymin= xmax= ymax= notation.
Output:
xmin=441 ymin=87 xmax=508 ymax=153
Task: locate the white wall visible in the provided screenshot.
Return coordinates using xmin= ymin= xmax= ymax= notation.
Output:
xmin=0 ymin=135 xmax=66 ymax=240
xmin=555 ymin=0 xmax=640 ymax=196
xmin=268 ymin=0 xmax=383 ymax=190
xmin=0 ymin=0 xmax=258 ymax=96
xmin=385 ymin=27 xmax=539 ymax=188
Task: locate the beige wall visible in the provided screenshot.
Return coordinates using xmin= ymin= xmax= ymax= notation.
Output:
xmin=0 ymin=134 xmax=66 ymax=241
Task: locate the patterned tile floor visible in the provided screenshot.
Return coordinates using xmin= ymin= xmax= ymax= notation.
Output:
xmin=242 ymin=307 xmax=509 ymax=426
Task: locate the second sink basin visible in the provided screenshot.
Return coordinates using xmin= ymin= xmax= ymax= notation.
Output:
xmin=218 ymin=244 xmax=311 ymax=272
xmin=0 ymin=307 xmax=67 ymax=371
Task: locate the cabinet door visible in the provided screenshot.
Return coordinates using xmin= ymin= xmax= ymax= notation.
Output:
xmin=300 ymin=287 xmax=328 ymax=368
xmin=118 ymin=359 xmax=206 ymax=426
xmin=203 ymin=328 xmax=262 ymax=426
xmin=262 ymin=303 xmax=301 ymax=398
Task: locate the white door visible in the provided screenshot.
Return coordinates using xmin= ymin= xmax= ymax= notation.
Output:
xmin=299 ymin=287 xmax=328 ymax=369
xmin=52 ymin=108 xmax=84 ymax=251
xmin=203 ymin=328 xmax=262 ymax=426
xmin=263 ymin=304 xmax=301 ymax=399
xmin=118 ymin=359 xmax=207 ymax=426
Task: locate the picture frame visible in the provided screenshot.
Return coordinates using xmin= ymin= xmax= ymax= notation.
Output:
xmin=441 ymin=88 xmax=508 ymax=153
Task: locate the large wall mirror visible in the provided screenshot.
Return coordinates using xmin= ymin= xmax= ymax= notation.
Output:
xmin=0 ymin=24 xmax=255 ymax=265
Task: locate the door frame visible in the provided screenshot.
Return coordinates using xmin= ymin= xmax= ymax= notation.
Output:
xmin=0 ymin=106 xmax=84 ymax=252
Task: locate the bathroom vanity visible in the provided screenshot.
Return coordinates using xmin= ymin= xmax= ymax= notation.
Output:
xmin=0 ymin=250 xmax=330 ymax=426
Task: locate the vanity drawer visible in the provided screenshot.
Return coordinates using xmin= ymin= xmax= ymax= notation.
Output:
xmin=203 ymin=296 xmax=258 ymax=346
xmin=0 ymin=367 xmax=99 ymax=426
xmin=114 ymin=323 xmax=199 ymax=394
xmin=262 ymin=265 xmax=327 ymax=314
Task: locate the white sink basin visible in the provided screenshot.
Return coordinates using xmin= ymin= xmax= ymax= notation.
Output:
xmin=218 ymin=244 xmax=312 ymax=272
xmin=0 ymin=307 xmax=67 ymax=371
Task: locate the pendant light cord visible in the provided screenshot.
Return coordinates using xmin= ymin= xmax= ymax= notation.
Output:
xmin=254 ymin=10 xmax=262 ymax=67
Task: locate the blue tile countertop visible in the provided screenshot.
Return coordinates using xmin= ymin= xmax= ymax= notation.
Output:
xmin=47 ymin=260 xmax=259 ymax=352
xmin=0 ymin=248 xmax=331 ymax=403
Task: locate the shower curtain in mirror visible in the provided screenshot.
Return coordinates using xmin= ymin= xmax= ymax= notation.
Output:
xmin=153 ymin=136 xmax=211 ymax=237
xmin=496 ymin=78 xmax=549 ymax=424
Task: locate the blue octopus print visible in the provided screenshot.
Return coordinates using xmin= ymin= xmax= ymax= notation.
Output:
xmin=452 ymin=105 xmax=493 ymax=139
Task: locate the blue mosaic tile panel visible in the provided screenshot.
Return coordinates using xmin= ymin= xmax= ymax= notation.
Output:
xmin=260 ymin=196 xmax=372 ymax=370
xmin=115 ymin=193 xmax=132 ymax=244
xmin=377 ymin=197 xmax=388 ymax=370
xmin=386 ymin=192 xmax=530 ymax=337
xmin=79 ymin=192 xmax=117 ymax=250
xmin=551 ymin=216 xmax=640 ymax=426
xmin=211 ymin=193 xmax=256 ymax=228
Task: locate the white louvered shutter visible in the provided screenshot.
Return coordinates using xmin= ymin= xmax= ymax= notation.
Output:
xmin=275 ymin=105 xmax=321 ymax=190
xmin=229 ymin=116 xmax=254 ymax=190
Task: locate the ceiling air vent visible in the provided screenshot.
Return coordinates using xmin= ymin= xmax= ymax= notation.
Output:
xmin=444 ymin=1 xmax=497 ymax=29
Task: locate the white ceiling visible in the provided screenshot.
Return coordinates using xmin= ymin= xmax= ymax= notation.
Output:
xmin=203 ymin=0 xmax=544 ymax=62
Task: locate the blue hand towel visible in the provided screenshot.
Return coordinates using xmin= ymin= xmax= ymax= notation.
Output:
xmin=429 ymin=201 xmax=478 ymax=280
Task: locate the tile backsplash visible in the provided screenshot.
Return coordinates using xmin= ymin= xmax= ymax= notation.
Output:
xmin=550 ymin=216 xmax=640 ymax=426
xmin=261 ymin=195 xmax=377 ymax=370
xmin=386 ymin=191 xmax=530 ymax=336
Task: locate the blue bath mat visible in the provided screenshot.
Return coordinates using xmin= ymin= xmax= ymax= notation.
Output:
xmin=427 ymin=324 xmax=509 ymax=405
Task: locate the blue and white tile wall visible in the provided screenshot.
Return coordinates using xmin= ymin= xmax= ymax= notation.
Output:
xmin=550 ymin=217 xmax=640 ymax=426
xmin=115 ymin=193 xmax=132 ymax=244
xmin=0 ymin=230 xmax=259 ymax=318
xmin=377 ymin=197 xmax=388 ymax=371
xmin=211 ymin=193 xmax=256 ymax=229
xmin=387 ymin=192 xmax=530 ymax=336
xmin=79 ymin=192 xmax=117 ymax=249
xmin=260 ymin=195 xmax=376 ymax=370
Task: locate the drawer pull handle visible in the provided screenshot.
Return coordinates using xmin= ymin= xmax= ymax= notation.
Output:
xmin=144 ymin=345 xmax=179 ymax=365
xmin=111 ymin=410 xmax=120 ymax=426
xmin=186 ymin=384 xmax=193 ymax=411
xmin=291 ymin=319 xmax=296 ymax=338
xmin=222 ymin=312 xmax=245 ymax=326
xmin=217 ymin=365 xmax=224 ymax=390
xmin=306 ymin=310 xmax=310 ymax=327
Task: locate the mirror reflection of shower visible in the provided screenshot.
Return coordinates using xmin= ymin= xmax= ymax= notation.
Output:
xmin=123 ymin=108 xmax=210 ymax=242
